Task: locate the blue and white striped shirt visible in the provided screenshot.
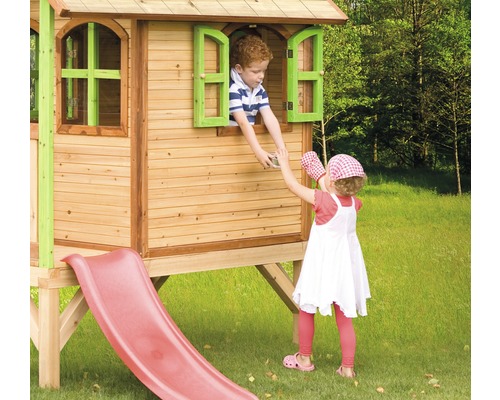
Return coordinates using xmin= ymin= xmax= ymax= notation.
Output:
xmin=228 ymin=68 xmax=270 ymax=126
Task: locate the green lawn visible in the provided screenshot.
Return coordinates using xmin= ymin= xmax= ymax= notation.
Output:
xmin=30 ymin=168 xmax=471 ymax=399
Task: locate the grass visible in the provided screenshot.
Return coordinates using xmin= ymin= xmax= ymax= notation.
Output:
xmin=30 ymin=168 xmax=471 ymax=399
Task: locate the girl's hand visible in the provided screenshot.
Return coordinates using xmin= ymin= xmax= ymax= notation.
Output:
xmin=276 ymin=147 xmax=289 ymax=167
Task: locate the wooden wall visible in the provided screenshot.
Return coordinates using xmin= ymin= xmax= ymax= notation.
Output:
xmin=30 ymin=1 xmax=310 ymax=253
xmin=52 ymin=18 xmax=132 ymax=249
xmin=147 ymin=21 xmax=304 ymax=252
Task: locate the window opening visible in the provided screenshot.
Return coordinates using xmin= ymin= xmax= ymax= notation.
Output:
xmin=30 ymin=28 xmax=39 ymax=123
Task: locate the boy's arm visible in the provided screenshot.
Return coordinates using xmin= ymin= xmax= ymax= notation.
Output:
xmin=276 ymin=148 xmax=315 ymax=205
xmin=232 ymin=110 xmax=274 ymax=168
xmin=260 ymin=107 xmax=286 ymax=150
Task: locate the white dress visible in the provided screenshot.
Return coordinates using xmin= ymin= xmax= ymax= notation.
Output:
xmin=293 ymin=193 xmax=371 ymax=318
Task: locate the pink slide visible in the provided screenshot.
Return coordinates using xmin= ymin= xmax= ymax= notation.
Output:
xmin=62 ymin=248 xmax=258 ymax=400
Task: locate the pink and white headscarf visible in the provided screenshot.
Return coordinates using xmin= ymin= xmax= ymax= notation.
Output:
xmin=328 ymin=154 xmax=364 ymax=181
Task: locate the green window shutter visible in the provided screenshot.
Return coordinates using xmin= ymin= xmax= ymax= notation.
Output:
xmin=193 ymin=25 xmax=229 ymax=127
xmin=287 ymin=26 xmax=324 ymax=122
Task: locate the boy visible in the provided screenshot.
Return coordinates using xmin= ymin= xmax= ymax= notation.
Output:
xmin=229 ymin=35 xmax=286 ymax=168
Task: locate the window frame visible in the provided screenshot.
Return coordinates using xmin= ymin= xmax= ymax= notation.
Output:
xmin=193 ymin=24 xmax=324 ymax=134
xmin=55 ymin=18 xmax=129 ymax=137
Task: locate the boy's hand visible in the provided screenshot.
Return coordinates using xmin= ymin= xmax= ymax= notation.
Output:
xmin=255 ymin=148 xmax=275 ymax=168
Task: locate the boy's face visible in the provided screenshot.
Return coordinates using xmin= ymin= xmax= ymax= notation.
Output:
xmin=235 ymin=59 xmax=270 ymax=89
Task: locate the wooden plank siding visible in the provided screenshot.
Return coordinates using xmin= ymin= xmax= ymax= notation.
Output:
xmin=31 ymin=6 xmax=314 ymax=254
xmin=53 ymin=135 xmax=132 ymax=247
xmin=50 ymin=19 xmax=133 ymax=249
xmin=146 ymin=21 xmax=306 ymax=253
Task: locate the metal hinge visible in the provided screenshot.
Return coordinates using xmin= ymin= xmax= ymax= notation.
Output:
xmin=284 ymin=49 xmax=293 ymax=58
xmin=283 ymin=101 xmax=293 ymax=110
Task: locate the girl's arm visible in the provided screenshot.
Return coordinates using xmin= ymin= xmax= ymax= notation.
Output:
xmin=316 ymin=175 xmax=328 ymax=192
xmin=276 ymin=148 xmax=315 ymax=205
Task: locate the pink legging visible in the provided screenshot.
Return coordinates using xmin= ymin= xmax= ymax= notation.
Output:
xmin=298 ymin=304 xmax=356 ymax=368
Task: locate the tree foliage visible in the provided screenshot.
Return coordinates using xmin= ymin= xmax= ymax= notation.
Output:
xmin=320 ymin=0 xmax=471 ymax=193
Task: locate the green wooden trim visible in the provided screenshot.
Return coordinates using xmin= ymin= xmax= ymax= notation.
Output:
xmin=193 ymin=25 xmax=229 ymax=127
xmin=287 ymin=26 xmax=324 ymax=122
xmin=66 ymin=36 xmax=74 ymax=119
xmin=61 ymin=68 xmax=120 ymax=80
xmin=61 ymin=69 xmax=89 ymax=78
xmin=38 ymin=0 xmax=55 ymax=268
xmin=94 ymin=70 xmax=121 ymax=79
xmin=88 ymin=23 xmax=98 ymax=125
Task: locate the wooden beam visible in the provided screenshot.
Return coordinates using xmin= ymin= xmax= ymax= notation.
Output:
xmin=130 ymin=20 xmax=149 ymax=257
xmin=38 ymin=0 xmax=55 ymax=269
xmin=291 ymin=259 xmax=303 ymax=344
xmin=145 ymin=241 xmax=306 ymax=276
xmin=152 ymin=275 xmax=170 ymax=291
xmin=30 ymin=297 xmax=40 ymax=350
xmin=59 ymin=288 xmax=89 ymax=350
xmin=255 ymin=263 xmax=298 ymax=313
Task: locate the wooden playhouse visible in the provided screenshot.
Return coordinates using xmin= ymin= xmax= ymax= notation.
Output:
xmin=30 ymin=0 xmax=348 ymax=389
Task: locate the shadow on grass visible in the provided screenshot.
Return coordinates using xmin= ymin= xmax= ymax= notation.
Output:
xmin=364 ymin=165 xmax=470 ymax=195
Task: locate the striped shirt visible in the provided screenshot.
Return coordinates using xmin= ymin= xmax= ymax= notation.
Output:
xmin=229 ymin=68 xmax=270 ymax=126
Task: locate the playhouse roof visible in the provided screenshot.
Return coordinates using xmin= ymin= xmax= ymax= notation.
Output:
xmin=48 ymin=0 xmax=348 ymax=25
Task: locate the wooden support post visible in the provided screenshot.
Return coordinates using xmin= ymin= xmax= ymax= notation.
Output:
xmin=255 ymin=263 xmax=298 ymax=313
xmin=255 ymin=262 xmax=300 ymax=344
xmin=292 ymin=259 xmax=303 ymax=344
xmin=38 ymin=287 xmax=60 ymax=388
xmin=30 ymin=297 xmax=40 ymax=349
xmin=59 ymin=289 xmax=89 ymax=350
xmin=37 ymin=0 xmax=57 ymax=387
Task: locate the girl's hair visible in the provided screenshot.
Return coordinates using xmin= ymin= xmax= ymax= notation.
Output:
xmin=333 ymin=175 xmax=367 ymax=197
xmin=230 ymin=35 xmax=273 ymax=68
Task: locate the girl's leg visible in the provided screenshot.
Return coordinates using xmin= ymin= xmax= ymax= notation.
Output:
xmin=298 ymin=309 xmax=315 ymax=356
xmin=333 ymin=303 xmax=356 ymax=369
xmin=298 ymin=309 xmax=315 ymax=366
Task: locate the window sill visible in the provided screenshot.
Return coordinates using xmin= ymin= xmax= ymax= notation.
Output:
xmin=217 ymin=123 xmax=292 ymax=137
xmin=57 ymin=124 xmax=127 ymax=137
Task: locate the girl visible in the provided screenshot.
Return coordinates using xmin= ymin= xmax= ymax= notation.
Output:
xmin=276 ymin=149 xmax=371 ymax=378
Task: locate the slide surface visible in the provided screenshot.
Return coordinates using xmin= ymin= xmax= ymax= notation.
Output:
xmin=63 ymin=248 xmax=258 ymax=400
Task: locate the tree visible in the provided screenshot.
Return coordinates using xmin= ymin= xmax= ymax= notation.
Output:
xmin=425 ymin=9 xmax=471 ymax=194
xmin=319 ymin=0 xmax=471 ymax=180
xmin=317 ymin=18 xmax=372 ymax=165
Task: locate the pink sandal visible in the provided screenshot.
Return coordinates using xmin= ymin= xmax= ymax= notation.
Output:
xmin=283 ymin=352 xmax=315 ymax=372
xmin=336 ymin=366 xmax=356 ymax=378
